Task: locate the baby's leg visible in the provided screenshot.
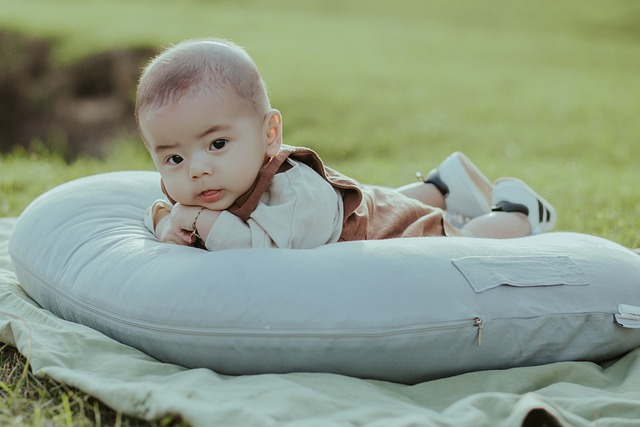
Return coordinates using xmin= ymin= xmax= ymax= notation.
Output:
xmin=459 ymin=177 xmax=556 ymax=238
xmin=491 ymin=178 xmax=556 ymax=235
xmin=396 ymin=182 xmax=445 ymax=209
xmin=459 ymin=211 xmax=531 ymax=238
xmin=397 ymin=152 xmax=492 ymax=219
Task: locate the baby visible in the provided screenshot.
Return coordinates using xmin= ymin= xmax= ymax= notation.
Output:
xmin=136 ymin=38 xmax=556 ymax=251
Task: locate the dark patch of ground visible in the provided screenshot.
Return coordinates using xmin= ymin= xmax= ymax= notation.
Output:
xmin=0 ymin=30 xmax=155 ymax=158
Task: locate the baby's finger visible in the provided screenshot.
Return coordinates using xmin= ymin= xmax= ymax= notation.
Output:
xmin=178 ymin=229 xmax=195 ymax=244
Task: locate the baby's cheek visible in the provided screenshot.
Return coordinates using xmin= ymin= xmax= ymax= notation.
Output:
xmin=160 ymin=178 xmax=182 ymax=205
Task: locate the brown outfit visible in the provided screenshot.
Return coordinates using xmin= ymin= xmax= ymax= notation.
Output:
xmin=227 ymin=145 xmax=457 ymax=241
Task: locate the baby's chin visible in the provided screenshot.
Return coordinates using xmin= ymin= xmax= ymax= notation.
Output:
xmin=170 ymin=188 xmax=237 ymax=210
xmin=180 ymin=199 xmax=235 ymax=211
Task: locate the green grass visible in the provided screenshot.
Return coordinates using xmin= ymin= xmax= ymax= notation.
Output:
xmin=0 ymin=140 xmax=155 ymax=219
xmin=1 ymin=0 xmax=640 ymax=424
xmin=0 ymin=345 xmax=187 ymax=426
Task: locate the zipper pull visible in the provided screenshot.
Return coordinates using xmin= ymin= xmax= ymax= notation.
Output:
xmin=474 ymin=317 xmax=483 ymax=346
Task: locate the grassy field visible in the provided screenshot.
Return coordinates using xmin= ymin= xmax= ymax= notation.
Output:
xmin=1 ymin=0 xmax=639 ymax=424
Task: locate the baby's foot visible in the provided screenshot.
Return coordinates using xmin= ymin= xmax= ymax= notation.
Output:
xmin=420 ymin=152 xmax=493 ymax=219
xmin=492 ymin=178 xmax=557 ymax=234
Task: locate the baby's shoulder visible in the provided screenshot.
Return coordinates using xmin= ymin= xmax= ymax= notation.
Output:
xmin=280 ymin=158 xmax=326 ymax=181
xmin=270 ymin=158 xmax=335 ymax=195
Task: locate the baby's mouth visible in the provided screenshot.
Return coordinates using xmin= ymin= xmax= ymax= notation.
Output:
xmin=198 ymin=189 xmax=224 ymax=204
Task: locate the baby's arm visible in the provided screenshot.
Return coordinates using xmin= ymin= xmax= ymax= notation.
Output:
xmin=144 ymin=200 xmax=186 ymax=245
xmin=154 ymin=208 xmax=191 ymax=246
xmin=166 ymin=203 xmax=220 ymax=245
xmin=146 ymin=200 xmax=220 ymax=246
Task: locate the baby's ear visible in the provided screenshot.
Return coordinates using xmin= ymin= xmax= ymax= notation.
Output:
xmin=265 ymin=109 xmax=283 ymax=156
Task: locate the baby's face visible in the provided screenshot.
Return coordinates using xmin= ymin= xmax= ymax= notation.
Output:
xmin=140 ymin=87 xmax=279 ymax=210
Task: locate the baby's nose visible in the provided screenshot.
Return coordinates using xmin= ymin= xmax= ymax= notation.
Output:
xmin=190 ymin=153 xmax=214 ymax=178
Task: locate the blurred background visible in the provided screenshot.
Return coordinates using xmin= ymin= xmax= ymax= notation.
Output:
xmin=1 ymin=0 xmax=639 ymax=246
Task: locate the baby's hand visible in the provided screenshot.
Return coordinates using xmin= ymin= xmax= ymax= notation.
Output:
xmin=155 ymin=203 xmax=220 ymax=247
xmin=154 ymin=203 xmax=199 ymax=245
xmin=154 ymin=209 xmax=191 ymax=246
xmin=168 ymin=203 xmax=208 ymax=245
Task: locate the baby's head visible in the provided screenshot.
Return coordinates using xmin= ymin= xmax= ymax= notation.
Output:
xmin=136 ymin=38 xmax=282 ymax=210
xmin=136 ymin=38 xmax=270 ymax=122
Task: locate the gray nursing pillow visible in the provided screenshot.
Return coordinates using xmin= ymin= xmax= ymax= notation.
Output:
xmin=9 ymin=171 xmax=640 ymax=383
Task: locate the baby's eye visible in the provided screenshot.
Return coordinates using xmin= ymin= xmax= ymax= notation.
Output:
xmin=210 ymin=139 xmax=228 ymax=151
xmin=167 ymin=155 xmax=183 ymax=165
